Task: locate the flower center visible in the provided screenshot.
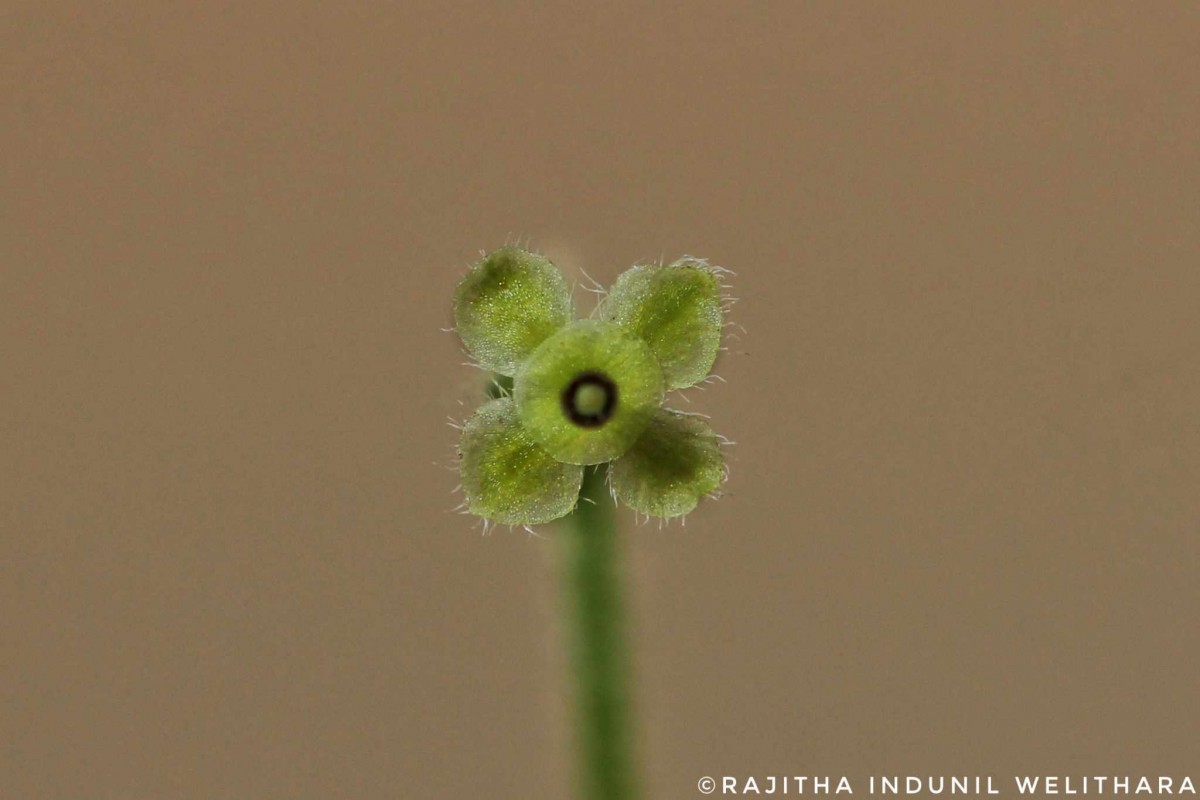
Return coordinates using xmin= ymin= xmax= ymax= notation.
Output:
xmin=562 ymin=371 xmax=618 ymax=428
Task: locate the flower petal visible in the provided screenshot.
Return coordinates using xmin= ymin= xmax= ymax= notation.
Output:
xmin=600 ymin=259 xmax=724 ymax=389
xmin=515 ymin=320 xmax=664 ymax=465
xmin=454 ymin=247 xmax=574 ymax=376
xmin=460 ymin=397 xmax=584 ymax=525
xmin=610 ymin=409 xmax=725 ymax=518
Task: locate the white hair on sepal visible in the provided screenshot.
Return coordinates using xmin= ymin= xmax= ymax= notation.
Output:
xmin=487 ymin=377 xmax=512 ymax=398
xmin=577 ymin=264 xmax=608 ymax=296
xmin=604 ymin=469 xmax=620 ymax=506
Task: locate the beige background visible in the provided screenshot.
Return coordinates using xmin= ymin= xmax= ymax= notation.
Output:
xmin=4 ymin=3 xmax=1199 ymax=798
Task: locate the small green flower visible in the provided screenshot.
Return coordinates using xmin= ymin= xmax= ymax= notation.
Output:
xmin=454 ymin=246 xmax=731 ymax=525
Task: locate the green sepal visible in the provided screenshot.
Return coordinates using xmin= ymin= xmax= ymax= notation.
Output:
xmin=515 ymin=320 xmax=664 ymax=466
xmin=600 ymin=259 xmax=724 ymax=389
xmin=453 ymin=247 xmax=573 ymax=376
xmin=610 ymin=409 xmax=725 ymax=518
xmin=459 ymin=397 xmax=584 ymax=525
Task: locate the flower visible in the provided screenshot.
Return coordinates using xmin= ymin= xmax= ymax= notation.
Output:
xmin=453 ymin=246 xmax=731 ymax=525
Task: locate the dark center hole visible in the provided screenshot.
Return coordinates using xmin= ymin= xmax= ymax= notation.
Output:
xmin=562 ymin=371 xmax=618 ymax=428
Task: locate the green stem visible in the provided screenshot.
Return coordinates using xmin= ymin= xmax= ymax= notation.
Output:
xmin=561 ymin=465 xmax=641 ymax=800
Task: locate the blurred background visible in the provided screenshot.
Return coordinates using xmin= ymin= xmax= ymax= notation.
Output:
xmin=4 ymin=3 xmax=1198 ymax=798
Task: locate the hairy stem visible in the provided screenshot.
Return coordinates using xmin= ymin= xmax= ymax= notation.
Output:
xmin=561 ymin=465 xmax=641 ymax=800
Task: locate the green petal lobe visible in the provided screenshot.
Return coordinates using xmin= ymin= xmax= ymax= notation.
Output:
xmin=601 ymin=259 xmax=724 ymax=389
xmin=610 ymin=409 xmax=725 ymax=518
xmin=515 ymin=320 xmax=664 ymax=465
xmin=454 ymin=247 xmax=573 ymax=376
xmin=460 ymin=397 xmax=584 ymax=525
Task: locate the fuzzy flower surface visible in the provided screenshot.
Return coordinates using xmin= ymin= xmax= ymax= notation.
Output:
xmin=453 ymin=246 xmax=731 ymax=525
